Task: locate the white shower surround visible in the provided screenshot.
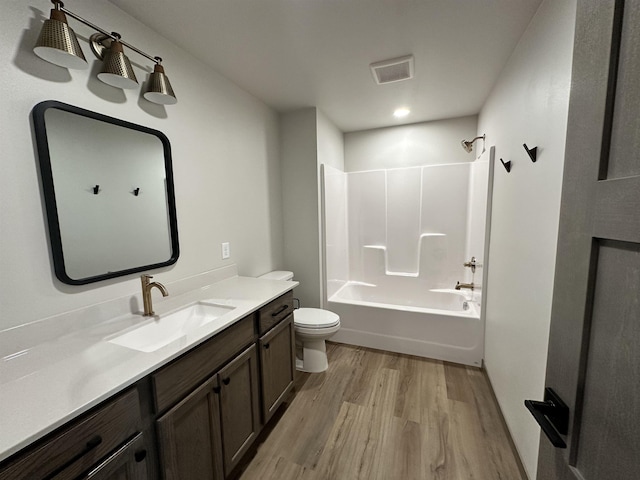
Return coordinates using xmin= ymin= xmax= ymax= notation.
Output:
xmin=322 ymin=157 xmax=491 ymax=367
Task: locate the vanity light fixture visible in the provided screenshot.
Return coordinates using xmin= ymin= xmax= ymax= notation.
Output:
xmin=33 ymin=0 xmax=177 ymax=104
xmin=393 ymin=107 xmax=410 ymax=118
xmin=90 ymin=33 xmax=138 ymax=89
xmin=143 ymin=58 xmax=178 ymax=105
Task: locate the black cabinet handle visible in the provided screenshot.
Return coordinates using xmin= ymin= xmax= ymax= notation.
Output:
xmin=86 ymin=436 xmax=103 ymax=450
xmin=223 ymin=378 xmax=231 ymax=385
xmin=263 ymin=343 xmax=270 ymax=349
xmin=525 ymin=388 xmax=569 ymax=449
xmin=213 ymin=386 xmax=221 ymax=394
xmin=134 ymin=450 xmax=147 ymax=463
xmin=271 ymin=305 xmax=289 ymax=317
xmin=44 ymin=435 xmax=103 ymax=479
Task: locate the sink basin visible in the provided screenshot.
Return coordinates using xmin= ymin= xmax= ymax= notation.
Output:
xmin=109 ymin=302 xmax=235 ymax=352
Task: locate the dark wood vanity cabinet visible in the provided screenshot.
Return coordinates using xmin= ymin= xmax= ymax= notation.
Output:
xmin=0 ymin=291 xmax=296 ymax=480
xmin=0 ymin=388 xmax=147 ymax=480
xmin=156 ymin=344 xmax=261 ymax=480
xmin=259 ymin=313 xmax=296 ymax=422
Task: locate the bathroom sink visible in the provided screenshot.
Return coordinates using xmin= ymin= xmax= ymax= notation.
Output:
xmin=109 ymin=302 xmax=235 ymax=352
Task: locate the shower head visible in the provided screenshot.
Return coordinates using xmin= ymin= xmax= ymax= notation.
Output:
xmin=461 ymin=135 xmax=485 ymax=153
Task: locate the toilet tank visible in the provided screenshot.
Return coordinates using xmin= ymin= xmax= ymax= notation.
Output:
xmin=258 ymin=271 xmax=294 ymax=281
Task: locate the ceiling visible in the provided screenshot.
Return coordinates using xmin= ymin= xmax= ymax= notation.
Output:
xmin=110 ymin=0 xmax=543 ymax=132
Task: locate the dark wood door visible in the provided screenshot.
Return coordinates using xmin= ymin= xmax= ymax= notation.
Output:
xmin=218 ymin=344 xmax=261 ymax=477
xmin=536 ymin=0 xmax=640 ymax=478
xmin=259 ymin=313 xmax=296 ymax=422
xmin=78 ymin=434 xmax=147 ymax=480
xmin=156 ymin=377 xmax=224 ymax=480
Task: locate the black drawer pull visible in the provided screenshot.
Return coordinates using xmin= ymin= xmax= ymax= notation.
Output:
xmin=524 ymin=387 xmax=569 ymax=449
xmin=213 ymin=386 xmax=221 ymax=394
xmin=86 ymin=436 xmax=103 ymax=450
xmin=134 ymin=450 xmax=147 ymax=463
xmin=222 ymin=377 xmax=231 ymax=385
xmin=263 ymin=343 xmax=270 ymax=349
xmin=44 ymin=435 xmax=103 ymax=479
xmin=271 ymin=305 xmax=289 ymax=317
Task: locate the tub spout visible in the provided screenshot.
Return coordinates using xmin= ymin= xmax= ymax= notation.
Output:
xmin=455 ymin=281 xmax=474 ymax=291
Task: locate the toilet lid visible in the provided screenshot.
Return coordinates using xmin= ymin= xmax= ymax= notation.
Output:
xmin=294 ymin=308 xmax=340 ymax=329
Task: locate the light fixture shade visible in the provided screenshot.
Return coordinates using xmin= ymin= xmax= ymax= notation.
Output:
xmin=97 ymin=40 xmax=138 ymax=90
xmin=143 ymin=64 xmax=177 ymax=105
xmin=33 ymin=10 xmax=88 ymax=70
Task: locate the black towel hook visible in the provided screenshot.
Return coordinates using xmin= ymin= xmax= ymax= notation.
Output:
xmin=523 ymin=143 xmax=538 ymax=162
xmin=133 ymin=188 xmax=140 ymax=196
xmin=93 ymin=185 xmax=100 ymax=194
xmin=500 ymin=158 xmax=512 ymax=173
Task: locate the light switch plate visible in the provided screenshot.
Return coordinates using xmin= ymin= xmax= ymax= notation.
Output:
xmin=221 ymin=242 xmax=230 ymax=259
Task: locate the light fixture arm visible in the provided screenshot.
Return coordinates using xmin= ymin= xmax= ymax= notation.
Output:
xmin=52 ymin=0 xmax=160 ymax=64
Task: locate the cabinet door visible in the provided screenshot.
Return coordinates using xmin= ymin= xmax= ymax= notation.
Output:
xmin=77 ymin=433 xmax=147 ymax=480
xmin=156 ymin=377 xmax=224 ymax=480
xmin=259 ymin=313 xmax=295 ymax=422
xmin=218 ymin=344 xmax=261 ymax=477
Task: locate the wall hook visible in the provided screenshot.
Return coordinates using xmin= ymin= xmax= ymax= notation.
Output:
xmin=523 ymin=143 xmax=538 ymax=162
xmin=93 ymin=185 xmax=100 ymax=194
xmin=133 ymin=188 xmax=140 ymax=196
xmin=500 ymin=158 xmax=512 ymax=173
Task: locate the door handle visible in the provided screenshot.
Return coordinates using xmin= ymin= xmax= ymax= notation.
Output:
xmin=525 ymin=387 xmax=569 ymax=448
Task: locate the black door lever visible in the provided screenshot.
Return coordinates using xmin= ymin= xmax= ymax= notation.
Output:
xmin=525 ymin=387 xmax=569 ymax=448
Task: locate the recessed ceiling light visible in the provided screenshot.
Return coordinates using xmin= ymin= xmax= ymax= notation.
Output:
xmin=393 ymin=108 xmax=410 ymax=118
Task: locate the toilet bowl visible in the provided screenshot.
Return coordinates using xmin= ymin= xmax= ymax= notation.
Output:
xmin=258 ymin=271 xmax=340 ymax=373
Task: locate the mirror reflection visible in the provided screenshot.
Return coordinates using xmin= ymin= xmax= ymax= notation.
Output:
xmin=33 ymin=101 xmax=179 ymax=285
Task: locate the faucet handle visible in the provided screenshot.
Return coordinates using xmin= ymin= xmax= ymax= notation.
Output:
xmin=140 ymin=274 xmax=153 ymax=288
xmin=463 ymin=257 xmax=482 ymax=273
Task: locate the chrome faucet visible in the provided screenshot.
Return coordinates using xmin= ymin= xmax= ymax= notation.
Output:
xmin=141 ymin=274 xmax=169 ymax=316
xmin=455 ymin=281 xmax=474 ymax=291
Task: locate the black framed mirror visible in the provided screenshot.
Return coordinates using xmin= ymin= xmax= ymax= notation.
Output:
xmin=32 ymin=100 xmax=179 ymax=285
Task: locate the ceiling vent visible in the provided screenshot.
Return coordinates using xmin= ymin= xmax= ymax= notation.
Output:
xmin=370 ymin=55 xmax=414 ymax=85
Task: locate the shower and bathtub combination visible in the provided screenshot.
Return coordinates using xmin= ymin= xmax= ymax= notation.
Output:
xmin=322 ymin=145 xmax=493 ymax=367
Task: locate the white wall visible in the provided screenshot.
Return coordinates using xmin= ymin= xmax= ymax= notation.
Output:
xmin=479 ymin=0 xmax=576 ymax=477
xmin=0 ymin=0 xmax=283 ymax=332
xmin=281 ymin=108 xmax=343 ymax=308
xmin=280 ymin=108 xmax=320 ymax=307
xmin=316 ymin=110 xmax=345 ymax=172
xmin=344 ymin=115 xmax=478 ymax=172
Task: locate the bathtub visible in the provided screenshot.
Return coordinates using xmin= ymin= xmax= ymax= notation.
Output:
xmin=328 ymin=282 xmax=483 ymax=367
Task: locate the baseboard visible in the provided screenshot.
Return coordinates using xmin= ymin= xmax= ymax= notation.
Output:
xmin=483 ymin=364 xmax=530 ymax=480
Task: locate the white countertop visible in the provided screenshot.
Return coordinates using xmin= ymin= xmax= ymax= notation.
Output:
xmin=0 ymin=275 xmax=297 ymax=463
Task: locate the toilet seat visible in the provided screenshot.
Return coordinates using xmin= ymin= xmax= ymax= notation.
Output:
xmin=294 ymin=308 xmax=340 ymax=329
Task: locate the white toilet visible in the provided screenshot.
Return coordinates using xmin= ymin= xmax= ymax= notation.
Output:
xmin=259 ymin=271 xmax=340 ymax=373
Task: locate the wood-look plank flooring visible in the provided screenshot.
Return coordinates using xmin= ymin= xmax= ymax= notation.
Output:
xmin=238 ymin=343 xmax=526 ymax=480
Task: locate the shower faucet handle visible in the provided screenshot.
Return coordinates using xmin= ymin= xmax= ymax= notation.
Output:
xmin=463 ymin=257 xmax=481 ymax=273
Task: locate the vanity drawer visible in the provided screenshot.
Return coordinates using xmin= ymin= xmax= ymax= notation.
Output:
xmin=152 ymin=313 xmax=256 ymax=413
xmin=258 ymin=291 xmax=294 ymax=334
xmin=0 ymin=388 xmax=141 ymax=480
